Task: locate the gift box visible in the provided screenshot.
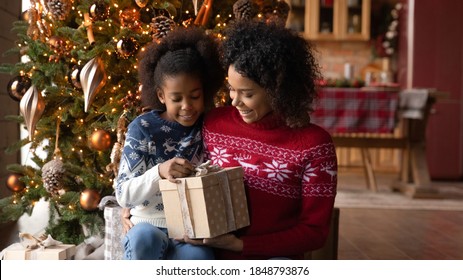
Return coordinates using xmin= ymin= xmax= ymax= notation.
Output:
xmin=103 ymin=205 xmax=124 ymax=260
xmin=2 ymin=243 xmax=76 ymax=260
xmin=159 ymin=166 xmax=250 ymax=239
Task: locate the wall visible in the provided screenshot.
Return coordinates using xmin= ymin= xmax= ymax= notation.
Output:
xmin=0 ymin=1 xmax=21 ymax=198
xmin=411 ymin=0 xmax=463 ymax=179
xmin=314 ymin=41 xmax=373 ymax=80
xmin=0 ymin=0 xmax=22 ymax=251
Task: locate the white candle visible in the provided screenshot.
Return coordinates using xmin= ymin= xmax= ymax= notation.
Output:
xmin=344 ymin=63 xmax=354 ymax=80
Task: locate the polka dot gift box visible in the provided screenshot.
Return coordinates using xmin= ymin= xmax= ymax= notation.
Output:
xmin=160 ymin=167 xmax=250 ymax=239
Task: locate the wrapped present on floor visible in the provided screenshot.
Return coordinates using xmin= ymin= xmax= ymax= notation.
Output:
xmin=97 ymin=195 xmax=125 ymax=260
xmin=103 ymin=205 xmax=125 ymax=260
xmin=2 ymin=234 xmax=76 ymax=260
xmin=159 ymin=165 xmax=250 ymax=239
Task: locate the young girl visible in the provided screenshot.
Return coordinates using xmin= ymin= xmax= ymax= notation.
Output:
xmin=186 ymin=20 xmax=337 ymax=260
xmin=115 ymin=26 xmax=224 ymax=260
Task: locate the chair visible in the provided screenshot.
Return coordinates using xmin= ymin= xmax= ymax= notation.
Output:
xmin=305 ymin=207 xmax=340 ymax=260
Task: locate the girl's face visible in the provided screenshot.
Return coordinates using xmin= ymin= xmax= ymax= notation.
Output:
xmin=227 ymin=64 xmax=273 ymax=124
xmin=157 ymin=73 xmax=204 ymax=127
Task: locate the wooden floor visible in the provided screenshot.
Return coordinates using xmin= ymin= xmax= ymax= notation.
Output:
xmin=336 ymin=169 xmax=463 ymax=260
xmin=1 ymin=169 xmax=462 ymax=260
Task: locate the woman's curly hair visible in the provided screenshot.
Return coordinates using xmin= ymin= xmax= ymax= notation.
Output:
xmin=221 ymin=20 xmax=321 ymax=128
xmin=138 ymin=26 xmax=225 ymax=111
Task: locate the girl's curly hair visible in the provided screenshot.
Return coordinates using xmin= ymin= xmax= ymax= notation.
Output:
xmin=221 ymin=20 xmax=321 ymax=128
xmin=138 ymin=26 xmax=225 ymax=111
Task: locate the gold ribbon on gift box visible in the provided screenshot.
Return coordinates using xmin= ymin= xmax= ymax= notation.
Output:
xmin=177 ymin=161 xmax=236 ymax=238
xmin=19 ymin=232 xmax=63 ymax=249
xmin=0 ymin=233 xmax=76 ymax=260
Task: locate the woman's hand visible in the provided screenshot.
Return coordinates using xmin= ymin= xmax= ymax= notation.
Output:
xmin=159 ymin=158 xmax=195 ymax=182
xmin=121 ymin=207 xmax=133 ymax=234
xmin=181 ymin=233 xmax=244 ymax=252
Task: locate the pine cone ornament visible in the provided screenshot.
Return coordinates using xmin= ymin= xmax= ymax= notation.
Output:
xmin=45 ymin=0 xmax=72 ymax=21
xmin=42 ymin=158 xmax=66 ymax=195
xmin=233 ymin=0 xmax=254 ymax=21
xmin=264 ymin=1 xmax=290 ymax=25
xmin=150 ymin=16 xmax=176 ymax=41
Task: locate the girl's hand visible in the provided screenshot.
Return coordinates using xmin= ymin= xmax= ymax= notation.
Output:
xmin=121 ymin=207 xmax=133 ymax=234
xmin=181 ymin=234 xmax=244 ymax=252
xmin=159 ymin=158 xmax=195 ymax=183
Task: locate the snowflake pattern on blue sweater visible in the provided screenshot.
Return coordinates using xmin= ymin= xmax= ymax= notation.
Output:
xmin=115 ymin=110 xmax=203 ymax=210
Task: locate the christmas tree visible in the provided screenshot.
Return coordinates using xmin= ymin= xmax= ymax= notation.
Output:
xmin=0 ymin=0 xmax=288 ymax=245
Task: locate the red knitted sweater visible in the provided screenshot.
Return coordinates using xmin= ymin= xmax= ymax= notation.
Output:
xmin=203 ymin=106 xmax=337 ymax=259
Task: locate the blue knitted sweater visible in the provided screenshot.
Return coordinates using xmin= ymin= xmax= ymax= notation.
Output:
xmin=115 ymin=110 xmax=203 ymax=228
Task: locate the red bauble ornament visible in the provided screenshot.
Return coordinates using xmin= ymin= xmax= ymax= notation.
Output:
xmin=79 ymin=189 xmax=101 ymax=211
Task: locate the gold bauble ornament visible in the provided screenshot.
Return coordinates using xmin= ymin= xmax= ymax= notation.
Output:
xmin=89 ymin=129 xmax=112 ymax=151
xmin=6 ymin=173 xmax=26 ymax=192
xmin=89 ymin=0 xmax=110 ymax=21
xmin=79 ymin=189 xmax=101 ymax=211
xmin=135 ymin=0 xmax=149 ymax=8
xmin=116 ymin=37 xmax=139 ymax=58
xmin=7 ymin=75 xmax=32 ymax=102
xmin=68 ymin=65 xmax=82 ymax=89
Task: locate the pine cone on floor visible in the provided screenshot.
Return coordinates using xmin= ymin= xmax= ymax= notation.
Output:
xmin=150 ymin=16 xmax=176 ymax=41
xmin=45 ymin=0 xmax=72 ymax=21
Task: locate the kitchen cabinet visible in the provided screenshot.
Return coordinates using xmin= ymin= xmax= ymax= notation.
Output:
xmin=286 ymin=0 xmax=371 ymax=41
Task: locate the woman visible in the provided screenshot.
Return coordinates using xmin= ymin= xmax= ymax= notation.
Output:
xmin=186 ymin=20 xmax=337 ymax=260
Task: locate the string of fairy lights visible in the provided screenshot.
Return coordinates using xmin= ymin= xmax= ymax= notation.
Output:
xmin=5 ymin=0 xmax=289 ymax=225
